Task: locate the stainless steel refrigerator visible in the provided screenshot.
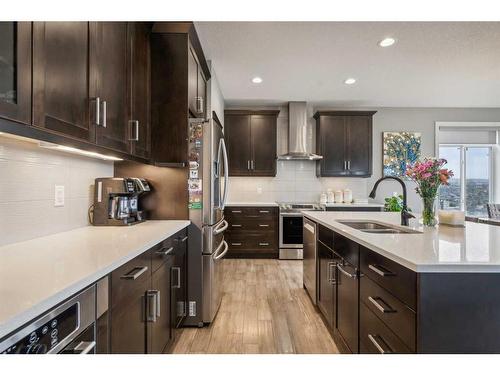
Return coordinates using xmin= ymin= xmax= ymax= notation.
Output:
xmin=186 ymin=117 xmax=229 ymax=326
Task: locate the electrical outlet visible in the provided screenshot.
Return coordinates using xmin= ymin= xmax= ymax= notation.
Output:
xmin=54 ymin=185 xmax=65 ymax=207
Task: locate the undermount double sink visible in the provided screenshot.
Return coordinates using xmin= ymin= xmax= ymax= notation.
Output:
xmin=338 ymin=220 xmax=421 ymax=234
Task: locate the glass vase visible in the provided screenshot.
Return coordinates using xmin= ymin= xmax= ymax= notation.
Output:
xmin=421 ymin=196 xmax=437 ymax=227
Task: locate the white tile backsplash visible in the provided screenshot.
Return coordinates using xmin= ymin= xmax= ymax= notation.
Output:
xmin=0 ymin=137 xmax=113 ymax=246
xmin=227 ymin=160 xmax=369 ymax=203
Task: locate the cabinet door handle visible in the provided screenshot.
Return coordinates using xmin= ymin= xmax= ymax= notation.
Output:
xmin=129 ymin=120 xmax=139 ymax=141
xmin=347 ymin=160 xmax=351 ymax=170
xmin=259 ymin=210 xmax=270 ymax=213
xmin=328 ymin=262 xmax=337 ymax=284
xmin=247 ymin=160 xmax=251 ymax=170
xmin=368 ymin=334 xmax=393 ymax=354
xmin=259 ymin=242 xmax=269 ymax=246
xmin=156 ymin=246 xmax=174 ymax=256
xmin=251 ymin=160 xmax=255 ymax=170
xmin=180 ymin=236 xmax=188 ymax=242
xmin=368 ymin=296 xmax=396 ymax=314
xmin=120 ymin=266 xmax=148 ymax=280
xmin=368 ymin=264 xmax=395 ymax=277
xmin=231 ymin=210 xmax=242 ymax=214
xmin=337 ymin=264 xmax=357 ymax=279
xmin=259 ymin=224 xmax=270 ymax=227
xmin=94 ymin=97 xmax=101 ymax=126
xmin=343 ymin=161 xmax=347 ymax=170
xmin=231 ymin=224 xmax=242 ymax=228
xmin=101 ymin=100 xmax=107 ymax=128
xmin=231 ymin=242 xmax=242 ymax=246
xmin=172 ymin=267 xmax=181 ymax=289
xmin=146 ymin=290 xmax=159 ymax=322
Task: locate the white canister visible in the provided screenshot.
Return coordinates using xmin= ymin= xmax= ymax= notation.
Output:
xmin=320 ymin=193 xmax=328 ymax=204
xmin=343 ymin=189 xmax=353 ymax=203
xmin=334 ymin=190 xmax=343 ymax=203
xmin=327 ymin=189 xmax=335 ymax=203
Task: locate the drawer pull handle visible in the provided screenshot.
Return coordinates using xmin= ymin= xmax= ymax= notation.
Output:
xmin=121 ymin=266 xmax=148 ymax=280
xmin=337 ymin=264 xmax=358 ymax=279
xmin=259 ymin=210 xmax=270 ymax=213
xmin=259 ymin=224 xmax=270 ymax=227
xmin=368 ymin=264 xmax=395 ymax=277
xmin=368 ymin=334 xmax=393 ymax=354
xmin=231 ymin=243 xmax=242 ymax=246
xmin=180 ymin=236 xmax=188 ymax=242
xmin=231 ymin=210 xmax=242 ymax=213
xmin=327 ymin=262 xmax=337 ymax=284
xmin=232 ymin=224 xmax=242 ymax=227
xmin=368 ymin=296 xmax=396 ymax=314
xmin=259 ymin=242 xmax=269 ymax=246
xmin=156 ymin=246 xmax=174 ymax=256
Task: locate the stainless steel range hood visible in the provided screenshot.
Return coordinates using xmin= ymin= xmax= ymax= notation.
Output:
xmin=278 ymin=102 xmax=323 ymax=160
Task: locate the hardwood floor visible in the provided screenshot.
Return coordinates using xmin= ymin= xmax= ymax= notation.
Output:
xmin=172 ymin=259 xmax=338 ymax=354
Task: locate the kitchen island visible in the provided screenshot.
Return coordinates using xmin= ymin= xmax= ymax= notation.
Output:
xmin=303 ymin=211 xmax=500 ymax=354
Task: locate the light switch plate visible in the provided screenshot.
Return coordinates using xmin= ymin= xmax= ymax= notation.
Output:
xmin=54 ymin=185 xmax=65 ymax=207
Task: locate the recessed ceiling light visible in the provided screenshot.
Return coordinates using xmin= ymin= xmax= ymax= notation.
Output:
xmin=252 ymin=76 xmax=263 ymax=84
xmin=344 ymin=78 xmax=356 ymax=85
xmin=379 ymin=37 xmax=396 ymax=47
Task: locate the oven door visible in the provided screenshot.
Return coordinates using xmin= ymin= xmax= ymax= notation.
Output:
xmin=279 ymin=213 xmax=304 ymax=249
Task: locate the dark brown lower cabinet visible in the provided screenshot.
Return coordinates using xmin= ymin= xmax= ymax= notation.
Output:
xmin=148 ymin=254 xmax=173 ymax=354
xmin=317 ymin=240 xmax=336 ymax=329
xmin=109 ymin=228 xmax=188 ymax=354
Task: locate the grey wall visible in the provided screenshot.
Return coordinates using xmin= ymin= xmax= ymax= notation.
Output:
xmin=366 ymin=108 xmax=500 ymax=212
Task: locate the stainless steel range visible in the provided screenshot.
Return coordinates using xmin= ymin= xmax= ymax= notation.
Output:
xmin=278 ymin=202 xmax=325 ymax=259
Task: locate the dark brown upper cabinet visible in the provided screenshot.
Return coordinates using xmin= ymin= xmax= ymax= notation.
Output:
xmin=225 ymin=110 xmax=279 ymax=177
xmin=314 ymin=111 xmax=376 ymax=177
xmin=150 ymin=22 xmax=211 ymax=165
xmin=92 ymin=22 xmax=130 ymax=153
xmin=33 ymin=22 xmax=94 ymax=142
xmin=129 ymin=23 xmax=152 ymax=159
xmin=0 ymin=22 xmax=32 ymax=125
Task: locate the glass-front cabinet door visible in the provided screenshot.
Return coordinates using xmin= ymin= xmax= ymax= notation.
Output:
xmin=0 ymin=22 xmax=31 ymax=124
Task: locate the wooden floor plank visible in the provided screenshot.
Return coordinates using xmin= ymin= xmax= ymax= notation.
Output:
xmin=172 ymin=259 xmax=338 ymax=354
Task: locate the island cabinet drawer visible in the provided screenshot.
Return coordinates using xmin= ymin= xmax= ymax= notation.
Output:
xmin=360 ymin=302 xmax=412 ymax=354
xmin=226 ymin=219 xmax=277 ymax=232
xmin=225 ymin=206 xmax=278 ymax=219
xmin=226 ymin=232 xmax=277 ymax=250
xmin=318 ymin=224 xmax=334 ymax=248
xmin=360 ymin=246 xmax=417 ymax=310
xmin=360 ymin=275 xmax=416 ymax=351
xmin=110 ymin=251 xmax=151 ymax=307
xmin=150 ymin=236 xmax=174 ymax=273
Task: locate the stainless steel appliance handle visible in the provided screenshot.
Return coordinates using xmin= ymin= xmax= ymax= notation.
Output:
xmin=328 ymin=262 xmax=337 ymax=284
xmin=368 ymin=264 xmax=394 ymax=277
xmin=101 ymin=100 xmax=107 ymax=128
xmin=214 ymin=240 xmax=229 ymax=260
xmin=121 ymin=266 xmax=148 ymax=280
xmin=304 ymin=223 xmax=315 ymax=234
xmin=129 ymin=120 xmax=139 ymax=141
xmin=172 ymin=267 xmax=181 ymax=289
xmin=212 ymin=239 xmax=226 ymax=258
xmin=368 ymin=296 xmax=396 ymax=314
xmin=220 ymin=138 xmax=229 ymax=209
xmin=195 ymin=96 xmax=204 ymax=114
xmin=337 ymin=264 xmax=357 ymax=279
xmin=368 ymin=334 xmax=393 ymax=354
xmin=66 ymin=341 xmax=96 ymax=354
xmin=156 ymin=246 xmax=174 ymax=256
xmin=155 ymin=290 xmax=161 ymax=317
xmin=94 ymin=97 xmax=100 ymax=126
xmin=214 ymin=220 xmax=228 ymax=234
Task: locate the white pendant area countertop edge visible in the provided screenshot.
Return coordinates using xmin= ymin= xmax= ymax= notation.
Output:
xmin=225 ymin=202 xmax=278 ymax=207
xmin=303 ymin=211 xmax=500 ymax=273
xmin=323 ymin=203 xmax=384 ymax=208
xmin=0 ymin=220 xmax=190 ymax=340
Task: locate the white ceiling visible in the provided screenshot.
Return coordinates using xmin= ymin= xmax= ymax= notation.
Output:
xmin=195 ymin=22 xmax=500 ymax=108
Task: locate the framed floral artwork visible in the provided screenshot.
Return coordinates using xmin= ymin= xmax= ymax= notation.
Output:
xmin=383 ymin=131 xmax=421 ymax=177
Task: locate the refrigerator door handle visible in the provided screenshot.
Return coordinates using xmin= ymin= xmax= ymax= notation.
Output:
xmin=214 ymin=240 xmax=229 ymax=260
xmin=219 ymin=138 xmax=229 ymax=210
xmin=214 ymin=220 xmax=228 ymax=235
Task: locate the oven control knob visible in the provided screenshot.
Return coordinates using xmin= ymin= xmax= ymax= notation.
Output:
xmin=24 ymin=344 xmax=47 ymax=354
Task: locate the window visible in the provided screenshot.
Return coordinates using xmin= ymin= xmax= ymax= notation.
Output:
xmin=438 ymin=145 xmax=493 ymax=217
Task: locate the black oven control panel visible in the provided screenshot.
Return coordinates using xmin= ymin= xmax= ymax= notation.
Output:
xmin=1 ymin=304 xmax=79 ymax=354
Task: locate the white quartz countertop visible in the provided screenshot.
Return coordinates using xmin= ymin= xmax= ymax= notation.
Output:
xmin=324 ymin=202 xmax=384 ymax=208
xmin=0 ymin=220 xmax=190 ymax=339
xmin=225 ymin=202 xmax=278 ymax=207
xmin=303 ymin=211 xmax=500 ymax=273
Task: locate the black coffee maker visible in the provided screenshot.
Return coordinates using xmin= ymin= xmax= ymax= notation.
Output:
xmin=92 ymin=177 xmax=151 ymax=226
